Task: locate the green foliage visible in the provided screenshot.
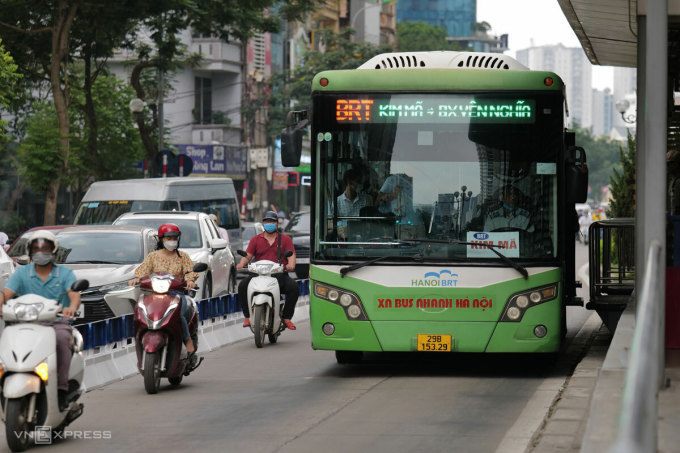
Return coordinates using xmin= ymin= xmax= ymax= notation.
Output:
xmin=573 ymin=126 xmax=622 ymax=201
xmin=0 ymin=38 xmax=20 ymax=108
xmin=396 ymin=21 xmax=455 ymax=52
xmin=17 ymin=72 xmax=144 ymax=194
xmin=259 ymin=29 xmax=389 ymax=138
xmin=17 ymin=102 xmax=65 ymax=193
xmin=0 ymin=212 xmax=26 ymax=238
xmin=608 ymin=133 xmax=636 ymax=218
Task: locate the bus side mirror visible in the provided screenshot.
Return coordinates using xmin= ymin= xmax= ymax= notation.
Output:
xmin=281 ymin=110 xmax=308 ymax=167
xmin=567 ymin=146 xmax=588 ymax=203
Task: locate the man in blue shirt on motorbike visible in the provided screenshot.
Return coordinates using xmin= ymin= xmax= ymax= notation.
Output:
xmin=0 ymin=230 xmax=81 ymax=410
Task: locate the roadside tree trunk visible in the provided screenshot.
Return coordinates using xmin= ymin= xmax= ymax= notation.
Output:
xmin=45 ymin=0 xmax=79 ymax=225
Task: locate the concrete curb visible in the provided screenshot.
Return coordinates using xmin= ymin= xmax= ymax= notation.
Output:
xmin=82 ymin=297 xmax=310 ymax=391
xmin=493 ymin=311 xmax=603 ymax=453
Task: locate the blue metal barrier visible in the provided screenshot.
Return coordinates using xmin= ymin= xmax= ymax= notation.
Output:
xmin=77 ymin=280 xmax=310 ymax=351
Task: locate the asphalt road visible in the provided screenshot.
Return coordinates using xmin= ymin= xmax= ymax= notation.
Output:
xmin=0 ymin=242 xmax=594 ymax=453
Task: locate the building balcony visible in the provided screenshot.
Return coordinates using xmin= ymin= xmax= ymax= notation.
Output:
xmin=191 ymin=124 xmax=241 ymax=145
xmin=190 ymin=39 xmax=242 ymax=73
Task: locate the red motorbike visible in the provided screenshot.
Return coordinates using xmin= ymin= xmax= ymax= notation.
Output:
xmin=134 ymin=263 xmax=207 ymax=394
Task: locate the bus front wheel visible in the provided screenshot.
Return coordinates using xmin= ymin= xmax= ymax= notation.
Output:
xmin=335 ymin=351 xmax=363 ymax=364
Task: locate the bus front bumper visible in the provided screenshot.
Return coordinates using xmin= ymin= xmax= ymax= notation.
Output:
xmin=310 ymin=300 xmax=561 ymax=353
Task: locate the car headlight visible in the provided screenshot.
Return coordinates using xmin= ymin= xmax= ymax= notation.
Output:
xmin=14 ymin=303 xmax=43 ymax=321
xmin=501 ymin=284 xmax=558 ymax=322
xmin=99 ymin=281 xmax=131 ymax=292
xmin=151 ymin=278 xmax=172 ymax=294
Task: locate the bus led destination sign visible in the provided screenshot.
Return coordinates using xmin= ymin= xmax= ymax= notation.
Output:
xmin=335 ymin=97 xmax=535 ymax=124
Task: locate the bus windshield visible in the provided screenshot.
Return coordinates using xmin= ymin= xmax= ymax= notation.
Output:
xmin=314 ymin=92 xmax=563 ymax=263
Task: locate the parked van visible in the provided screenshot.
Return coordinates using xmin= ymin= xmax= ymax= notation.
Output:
xmin=74 ymin=177 xmax=242 ymax=254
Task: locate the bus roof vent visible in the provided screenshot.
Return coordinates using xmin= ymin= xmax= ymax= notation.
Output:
xmin=358 ymin=51 xmax=528 ymax=71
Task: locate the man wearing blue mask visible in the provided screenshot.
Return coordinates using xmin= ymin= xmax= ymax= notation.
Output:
xmin=236 ymin=211 xmax=299 ymax=330
xmin=484 ymin=185 xmax=535 ymax=233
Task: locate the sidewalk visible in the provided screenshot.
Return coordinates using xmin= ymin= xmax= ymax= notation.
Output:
xmin=659 ymin=349 xmax=680 ymax=453
xmin=528 ymin=323 xmax=612 ymax=452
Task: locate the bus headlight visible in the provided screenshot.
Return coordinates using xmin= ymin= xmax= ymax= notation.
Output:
xmin=340 ymin=294 xmax=353 ymax=307
xmin=501 ymin=284 xmax=558 ymax=322
xmin=314 ymin=282 xmax=367 ymax=321
xmin=506 ymin=307 xmax=521 ymax=320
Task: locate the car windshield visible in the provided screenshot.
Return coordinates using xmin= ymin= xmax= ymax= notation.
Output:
xmin=7 ymin=236 xmax=29 ymax=258
xmin=56 ymin=232 xmax=143 ymax=264
xmin=113 ymin=218 xmax=203 ymax=248
xmin=314 ymin=92 xmax=562 ymax=262
xmin=74 ymin=200 xmax=179 ymax=225
xmin=284 ymin=213 xmax=310 ymax=235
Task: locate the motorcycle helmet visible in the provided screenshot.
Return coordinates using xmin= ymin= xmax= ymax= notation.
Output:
xmin=157 ymin=223 xmax=181 ymax=251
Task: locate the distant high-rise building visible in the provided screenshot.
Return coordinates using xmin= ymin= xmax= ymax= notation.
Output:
xmin=613 ymin=67 xmax=637 ymax=101
xmin=397 ymin=0 xmax=476 ymax=38
xmin=516 ymin=44 xmax=593 ymax=129
xmin=592 ymin=88 xmax=614 ymax=137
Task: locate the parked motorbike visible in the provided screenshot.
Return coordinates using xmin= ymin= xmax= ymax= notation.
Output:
xmin=105 ymin=263 xmax=207 ymax=394
xmin=0 ymin=279 xmax=89 ymax=452
xmin=237 ymin=250 xmax=293 ymax=348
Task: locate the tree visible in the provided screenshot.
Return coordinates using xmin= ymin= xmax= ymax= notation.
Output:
xmin=0 ymin=0 xmax=82 ymax=224
xmin=396 ymin=21 xmax=453 ymax=52
xmin=608 ymin=133 xmax=636 ymax=218
xmin=17 ymin=72 xmax=144 ymax=214
xmin=573 ymin=126 xmax=622 ymax=201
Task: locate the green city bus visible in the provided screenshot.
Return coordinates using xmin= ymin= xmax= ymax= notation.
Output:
xmin=281 ymin=51 xmax=588 ymax=363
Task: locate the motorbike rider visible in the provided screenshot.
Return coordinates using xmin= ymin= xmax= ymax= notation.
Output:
xmin=129 ymin=224 xmax=199 ymax=354
xmin=0 ymin=230 xmax=80 ymax=410
xmin=236 ymin=210 xmax=299 ymax=330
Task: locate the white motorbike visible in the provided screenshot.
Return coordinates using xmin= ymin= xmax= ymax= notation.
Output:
xmin=238 ymin=251 xmax=293 ymax=348
xmin=0 ymin=280 xmax=88 ymax=452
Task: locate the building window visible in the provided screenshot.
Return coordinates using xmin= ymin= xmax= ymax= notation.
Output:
xmin=194 ymin=77 xmax=212 ymax=124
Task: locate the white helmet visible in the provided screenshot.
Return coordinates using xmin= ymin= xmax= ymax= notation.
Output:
xmin=28 ymin=230 xmax=59 ymax=253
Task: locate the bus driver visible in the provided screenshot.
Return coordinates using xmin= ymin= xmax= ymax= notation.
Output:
xmin=484 ymin=185 xmax=535 ymax=233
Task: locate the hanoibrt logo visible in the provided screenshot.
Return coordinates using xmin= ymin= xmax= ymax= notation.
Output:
xmin=411 ymin=269 xmax=459 ymax=287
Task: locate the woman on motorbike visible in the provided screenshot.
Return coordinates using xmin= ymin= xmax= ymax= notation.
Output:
xmin=129 ymin=223 xmax=199 ymax=353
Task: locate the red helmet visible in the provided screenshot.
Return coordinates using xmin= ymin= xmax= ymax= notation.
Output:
xmin=158 ymin=223 xmax=181 ymax=239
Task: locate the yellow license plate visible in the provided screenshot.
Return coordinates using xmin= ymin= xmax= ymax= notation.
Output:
xmin=416 ymin=334 xmax=452 ymax=352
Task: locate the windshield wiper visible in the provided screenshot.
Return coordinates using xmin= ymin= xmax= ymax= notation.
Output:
xmin=67 ymin=260 xmax=123 ymax=264
xmin=340 ymin=252 xmax=423 ymax=278
xmin=403 ymin=238 xmax=529 ymax=279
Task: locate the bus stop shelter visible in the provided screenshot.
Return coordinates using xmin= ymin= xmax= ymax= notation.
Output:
xmin=557 ymin=0 xmax=680 ymax=450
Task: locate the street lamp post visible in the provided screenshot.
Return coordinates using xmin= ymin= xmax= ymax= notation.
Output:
xmin=350 ymin=1 xmax=382 ymax=40
xmin=615 ymin=99 xmax=637 ymax=124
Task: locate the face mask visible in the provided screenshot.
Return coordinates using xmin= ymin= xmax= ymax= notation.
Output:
xmin=164 ymin=240 xmax=179 ymax=251
xmin=32 ymin=252 xmax=53 ymax=266
xmin=502 ymin=202 xmax=514 ymax=211
xmin=263 ymin=223 xmax=277 ymax=233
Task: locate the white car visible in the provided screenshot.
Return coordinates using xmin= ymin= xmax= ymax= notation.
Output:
xmin=113 ymin=211 xmax=236 ymax=299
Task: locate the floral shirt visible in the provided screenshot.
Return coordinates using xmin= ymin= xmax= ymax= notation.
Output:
xmin=134 ymin=250 xmax=197 ymax=283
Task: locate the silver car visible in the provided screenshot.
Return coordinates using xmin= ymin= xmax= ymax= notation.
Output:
xmin=113 ymin=211 xmax=236 ymax=300
xmin=54 ymin=225 xmax=158 ymax=324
